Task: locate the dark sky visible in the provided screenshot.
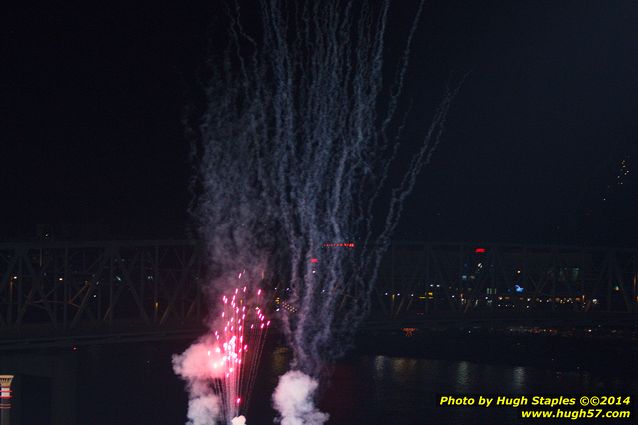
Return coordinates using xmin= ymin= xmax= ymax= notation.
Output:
xmin=2 ymin=1 xmax=637 ymax=246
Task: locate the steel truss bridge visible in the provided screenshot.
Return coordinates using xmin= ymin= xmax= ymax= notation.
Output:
xmin=0 ymin=240 xmax=636 ymax=348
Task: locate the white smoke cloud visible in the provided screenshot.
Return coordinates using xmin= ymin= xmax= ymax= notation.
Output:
xmin=186 ymin=394 xmax=221 ymax=425
xmin=231 ymin=415 xmax=247 ymax=425
xmin=173 ymin=339 xmax=224 ymax=381
xmin=173 ymin=338 xmax=224 ymax=425
xmin=273 ymin=371 xmax=329 ymax=425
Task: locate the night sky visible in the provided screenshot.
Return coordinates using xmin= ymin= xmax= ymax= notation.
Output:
xmin=2 ymin=1 xmax=637 ymax=246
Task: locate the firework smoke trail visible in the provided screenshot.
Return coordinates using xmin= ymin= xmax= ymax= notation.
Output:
xmin=186 ymin=0 xmax=458 ymax=423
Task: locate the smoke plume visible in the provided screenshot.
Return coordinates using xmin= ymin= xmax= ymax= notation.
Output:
xmin=230 ymin=415 xmax=247 ymax=425
xmin=192 ymin=0 xmax=454 ymax=378
xmin=173 ymin=339 xmax=223 ymax=425
xmin=273 ymin=371 xmax=329 ymax=425
xmin=181 ymin=0 xmax=458 ymax=423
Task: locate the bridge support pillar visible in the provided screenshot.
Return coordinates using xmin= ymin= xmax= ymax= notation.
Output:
xmin=0 ymin=352 xmax=78 ymax=425
xmin=0 ymin=375 xmax=13 ymax=425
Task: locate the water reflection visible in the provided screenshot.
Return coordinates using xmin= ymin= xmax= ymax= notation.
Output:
xmin=67 ymin=341 xmax=638 ymax=425
xmin=321 ymin=355 xmax=637 ymax=425
xmin=454 ymin=361 xmax=471 ymax=391
xmin=374 ymin=355 xmax=385 ymax=373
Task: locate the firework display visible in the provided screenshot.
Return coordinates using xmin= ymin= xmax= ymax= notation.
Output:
xmin=184 ymin=0 xmax=455 ymax=423
xmin=208 ymin=284 xmax=270 ymax=421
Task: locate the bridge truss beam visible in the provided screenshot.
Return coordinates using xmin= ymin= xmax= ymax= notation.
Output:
xmin=0 ymin=240 xmax=205 ymax=337
xmin=0 ymin=240 xmax=636 ymax=344
xmin=373 ymin=242 xmax=638 ymax=319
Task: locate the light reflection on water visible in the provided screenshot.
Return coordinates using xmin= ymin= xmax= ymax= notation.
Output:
xmin=511 ymin=366 xmax=526 ymax=392
xmin=453 ymin=361 xmax=470 ymax=391
xmin=316 ymin=354 xmax=637 ymax=425
xmin=71 ymin=341 xmax=636 ymax=425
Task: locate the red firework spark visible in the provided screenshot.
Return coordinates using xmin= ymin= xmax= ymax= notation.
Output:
xmin=207 ymin=282 xmax=270 ymax=422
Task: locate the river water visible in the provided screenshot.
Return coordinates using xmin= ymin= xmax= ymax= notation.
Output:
xmin=17 ymin=339 xmax=634 ymax=425
xmin=249 ymin=347 xmax=636 ymax=425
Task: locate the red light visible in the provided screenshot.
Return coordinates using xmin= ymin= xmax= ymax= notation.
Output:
xmin=474 ymin=248 xmax=486 ymax=253
xmin=321 ymin=242 xmax=356 ymax=248
xmin=310 ymin=258 xmax=318 ymax=263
